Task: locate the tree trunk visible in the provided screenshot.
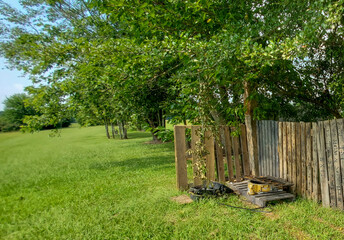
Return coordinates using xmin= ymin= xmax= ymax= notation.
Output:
xmin=118 ymin=120 xmax=123 ymax=139
xmin=111 ymin=122 xmax=115 ymax=139
xmin=105 ymin=120 xmax=111 ymax=139
xmin=122 ymin=121 xmax=128 ymax=139
xmin=244 ymin=81 xmax=259 ymax=176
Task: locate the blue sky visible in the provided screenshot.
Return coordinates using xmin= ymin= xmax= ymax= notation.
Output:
xmin=0 ymin=0 xmax=30 ymax=111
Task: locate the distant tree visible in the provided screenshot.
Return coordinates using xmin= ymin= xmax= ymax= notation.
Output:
xmin=3 ymin=94 xmax=35 ymax=124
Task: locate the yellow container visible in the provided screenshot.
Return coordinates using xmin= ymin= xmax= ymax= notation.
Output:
xmin=247 ymin=180 xmax=271 ymax=195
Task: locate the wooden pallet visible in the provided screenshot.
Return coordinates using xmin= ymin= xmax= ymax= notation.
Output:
xmin=227 ymin=181 xmax=295 ymax=207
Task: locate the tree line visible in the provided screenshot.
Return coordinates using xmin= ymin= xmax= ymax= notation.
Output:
xmin=0 ymin=0 xmax=343 ymax=139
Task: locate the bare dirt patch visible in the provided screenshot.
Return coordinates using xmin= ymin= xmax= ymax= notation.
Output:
xmin=171 ymin=195 xmax=193 ymax=204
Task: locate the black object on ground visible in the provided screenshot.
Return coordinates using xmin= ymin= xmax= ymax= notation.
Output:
xmin=189 ymin=181 xmax=233 ymax=201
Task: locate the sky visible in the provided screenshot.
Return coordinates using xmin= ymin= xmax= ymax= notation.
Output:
xmin=0 ymin=0 xmax=30 ymax=111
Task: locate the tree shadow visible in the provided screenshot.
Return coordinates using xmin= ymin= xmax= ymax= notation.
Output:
xmin=89 ymin=155 xmax=175 ymax=172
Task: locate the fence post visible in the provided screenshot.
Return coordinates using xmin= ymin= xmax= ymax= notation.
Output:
xmin=174 ymin=126 xmax=188 ymax=190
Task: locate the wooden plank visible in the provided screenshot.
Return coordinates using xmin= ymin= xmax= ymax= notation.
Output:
xmin=330 ymin=120 xmax=343 ymax=209
xmin=279 ymin=122 xmax=283 ymax=179
xmin=337 ymin=119 xmax=344 ymax=210
xmin=306 ymin=122 xmax=312 ymax=199
xmin=191 ymin=126 xmax=202 ymax=186
xmin=240 ymin=124 xmax=250 ymax=176
xmin=271 ymin=121 xmax=276 ymax=177
xmin=283 ymin=122 xmax=287 ymax=180
xmin=317 ymin=121 xmax=330 ymax=207
xmin=174 ymin=126 xmax=188 ymax=190
xmin=224 ymin=126 xmax=234 ymax=181
xmin=232 ymin=134 xmax=242 ymax=181
xmin=300 ymin=122 xmax=306 ymax=197
xmin=267 ymin=120 xmax=272 ymax=176
xmin=260 ymin=121 xmax=264 ymax=176
xmin=312 ymin=122 xmax=320 ymax=202
xmin=291 ymin=122 xmax=296 ymax=193
xmin=295 ymin=123 xmax=301 ymax=195
xmin=215 ymin=139 xmax=226 ymax=183
xmin=205 ymin=130 xmax=215 ymax=181
xmin=324 ymin=120 xmax=337 ymax=208
xmin=275 ymin=121 xmax=280 ymax=178
xmin=287 ymin=122 xmax=292 ymax=182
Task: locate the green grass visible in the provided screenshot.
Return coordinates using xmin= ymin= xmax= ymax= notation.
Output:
xmin=1 ymin=126 xmax=344 ymax=239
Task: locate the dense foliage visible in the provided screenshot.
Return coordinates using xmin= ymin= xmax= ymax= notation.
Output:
xmin=1 ymin=0 xmax=344 ymax=137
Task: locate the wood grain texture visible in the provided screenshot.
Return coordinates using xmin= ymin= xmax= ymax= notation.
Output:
xmin=324 ymin=120 xmax=337 ymax=208
xmin=191 ymin=126 xmax=202 ymax=186
xmin=283 ymin=122 xmax=288 ymax=180
xmin=317 ymin=121 xmax=330 ymax=207
xmin=232 ymin=134 xmax=242 ymax=181
xmin=312 ymin=123 xmax=319 ymax=202
xmin=278 ymin=122 xmax=283 ymax=179
xmin=287 ymin=122 xmax=292 ymax=182
xmin=205 ymin=130 xmax=215 ymax=181
xmin=330 ymin=120 xmax=343 ymax=209
xmin=215 ymin=139 xmax=226 ymax=183
xmin=295 ymin=123 xmax=301 ymax=195
xmin=337 ymin=119 xmax=344 ymax=210
xmin=174 ymin=126 xmax=188 ymax=190
xmin=300 ymin=122 xmax=306 ymax=197
xmin=240 ymin=124 xmax=250 ymax=176
xmin=306 ymin=123 xmax=312 ymax=199
xmin=224 ymin=126 xmax=234 ymax=181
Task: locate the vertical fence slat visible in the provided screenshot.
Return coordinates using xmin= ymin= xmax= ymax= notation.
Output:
xmin=296 ymin=123 xmax=301 ymax=195
xmin=337 ymin=119 xmax=344 ymax=210
xmin=291 ymin=122 xmax=297 ymax=192
xmin=275 ymin=121 xmax=279 ymax=178
xmin=312 ymin=122 xmax=319 ymax=202
xmin=317 ymin=121 xmax=330 ymax=207
xmin=330 ymin=120 xmax=343 ymax=209
xmin=233 ymin=134 xmax=242 ymax=181
xmin=240 ymin=124 xmax=250 ymax=176
xmin=174 ymin=126 xmax=188 ymax=190
xmin=261 ymin=121 xmax=265 ymax=176
xmin=268 ymin=121 xmax=272 ymax=176
xmin=191 ymin=126 xmax=202 ymax=186
xmin=300 ymin=122 xmax=306 ymax=197
xmin=279 ymin=122 xmax=283 ymax=178
xmin=306 ymin=123 xmax=312 ymax=199
xmin=287 ymin=122 xmax=292 ymax=182
xmin=216 ymin=140 xmax=226 ymax=183
xmin=205 ymin=130 xmax=215 ymax=181
xmin=324 ymin=120 xmax=337 ymax=208
xmin=270 ymin=121 xmax=275 ymax=177
xmin=283 ymin=122 xmax=288 ymax=179
xmin=272 ymin=121 xmax=276 ymax=177
xmin=224 ymin=126 xmax=234 ymax=181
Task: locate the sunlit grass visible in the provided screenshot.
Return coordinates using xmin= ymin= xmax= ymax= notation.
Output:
xmin=0 ymin=126 xmax=343 ymax=239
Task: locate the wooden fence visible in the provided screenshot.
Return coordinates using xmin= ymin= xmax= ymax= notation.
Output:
xmin=174 ymin=119 xmax=344 ymax=210
xmin=278 ymin=120 xmax=344 ymax=210
xmin=174 ymin=125 xmax=249 ymax=190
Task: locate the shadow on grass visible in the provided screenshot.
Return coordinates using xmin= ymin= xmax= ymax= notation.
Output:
xmin=89 ymin=155 xmax=175 ymax=172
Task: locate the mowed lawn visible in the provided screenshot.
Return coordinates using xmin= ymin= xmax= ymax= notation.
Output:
xmin=1 ymin=125 xmax=344 ymax=239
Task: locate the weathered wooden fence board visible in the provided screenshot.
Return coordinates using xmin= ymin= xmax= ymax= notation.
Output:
xmin=224 ymin=126 xmax=234 ymax=181
xmin=317 ymin=121 xmax=330 ymax=207
xmin=191 ymin=126 xmax=202 ymax=186
xmin=174 ymin=126 xmax=188 ymax=190
xmin=205 ymin=130 xmax=215 ymax=182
